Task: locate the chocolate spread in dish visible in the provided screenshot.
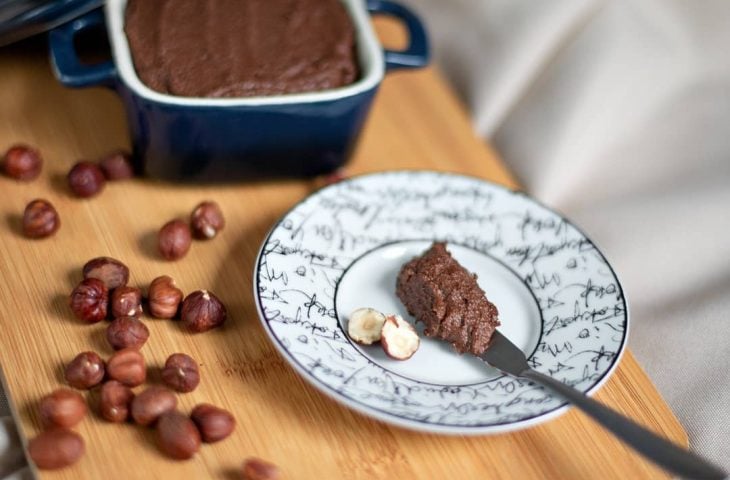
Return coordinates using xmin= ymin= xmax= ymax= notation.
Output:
xmin=124 ymin=0 xmax=359 ymax=97
xmin=396 ymin=243 xmax=500 ymax=355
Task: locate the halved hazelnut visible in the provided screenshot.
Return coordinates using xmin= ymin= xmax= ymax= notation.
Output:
xmin=347 ymin=308 xmax=386 ymax=345
xmin=380 ymin=314 xmax=420 ymax=360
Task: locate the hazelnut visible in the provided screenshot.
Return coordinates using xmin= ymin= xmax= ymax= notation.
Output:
xmin=158 ymin=219 xmax=191 ymax=260
xmin=380 ymin=314 xmax=420 ymax=360
xmin=65 ymin=351 xmax=105 ymax=389
xmin=98 ymin=150 xmax=134 ymax=180
xmin=181 ymin=290 xmax=227 ymax=333
xmin=156 ymin=411 xmax=201 ymax=460
xmin=148 ymin=275 xmax=183 ymax=319
xmin=2 ymin=144 xmax=42 ymax=180
xmin=131 ymin=386 xmax=177 ymax=427
xmin=106 ymin=348 xmax=146 ymax=387
xmin=191 ymin=403 xmax=235 ymax=443
xmin=82 ymin=256 xmax=129 ymax=290
xmin=323 ymin=168 xmax=348 ymax=185
xmin=22 ymin=199 xmax=60 ymax=238
xmin=242 ymin=457 xmax=280 ymax=480
xmin=347 ymin=308 xmax=386 ymax=345
xmin=110 ymin=286 xmax=143 ymax=318
xmin=67 ymin=161 xmax=105 ymax=197
xmin=106 ymin=316 xmax=149 ymax=350
xmin=161 ymin=353 xmax=200 ymax=393
xmin=190 ymin=201 xmax=225 ymax=239
xmin=69 ymin=277 xmax=108 ymax=323
xmin=39 ymin=388 xmax=87 ymax=428
xmin=27 ymin=428 xmax=85 ymax=470
xmin=99 ymin=380 xmax=134 ymax=423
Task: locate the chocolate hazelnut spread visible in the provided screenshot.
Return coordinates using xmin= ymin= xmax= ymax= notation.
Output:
xmin=396 ymin=243 xmax=500 ymax=355
xmin=124 ymin=0 xmax=359 ymax=98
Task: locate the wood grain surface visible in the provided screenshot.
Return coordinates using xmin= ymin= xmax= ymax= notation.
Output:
xmin=0 ymin=30 xmax=685 ymax=480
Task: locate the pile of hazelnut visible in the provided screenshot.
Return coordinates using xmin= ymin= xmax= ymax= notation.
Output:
xmin=27 ymin=256 xmax=278 ymax=479
xmin=5 ymin=146 xmax=278 ymax=478
xmin=1 ymin=145 xmax=135 ymax=239
xmin=70 ymin=256 xmax=227 ymax=332
xmin=4 ymin=145 xmax=226 ymax=264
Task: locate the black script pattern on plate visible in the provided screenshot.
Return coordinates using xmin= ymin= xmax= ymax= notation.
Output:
xmin=255 ymin=171 xmax=627 ymax=431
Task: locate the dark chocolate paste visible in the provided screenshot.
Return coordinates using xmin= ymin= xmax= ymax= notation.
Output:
xmin=124 ymin=0 xmax=359 ymax=97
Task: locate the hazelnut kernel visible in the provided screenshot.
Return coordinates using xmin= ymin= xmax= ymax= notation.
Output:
xmin=148 ymin=275 xmax=183 ymax=319
xmin=347 ymin=308 xmax=386 ymax=345
xmin=190 ymin=201 xmax=225 ymax=239
xmin=158 ymin=219 xmax=191 ymax=261
xmin=98 ymin=150 xmax=134 ymax=180
xmin=67 ymin=161 xmax=105 ymax=198
xmin=242 ymin=457 xmax=280 ymax=480
xmin=161 ymin=353 xmax=200 ymax=393
xmin=106 ymin=316 xmax=149 ymax=350
xmin=22 ymin=199 xmax=60 ymax=238
xmin=28 ymin=428 xmax=85 ymax=470
xmin=323 ymin=168 xmax=348 ymax=185
xmin=110 ymin=286 xmax=143 ymax=318
xmin=39 ymin=388 xmax=87 ymax=428
xmin=191 ymin=403 xmax=235 ymax=443
xmin=69 ymin=277 xmax=108 ymax=323
xmin=131 ymin=386 xmax=177 ymax=427
xmin=157 ymin=411 xmax=201 ymax=460
xmin=380 ymin=314 xmax=420 ymax=361
xmin=106 ymin=348 xmax=146 ymax=387
xmin=64 ymin=351 xmax=105 ymax=389
xmin=181 ymin=290 xmax=227 ymax=333
xmin=3 ymin=144 xmax=42 ymax=180
xmin=99 ymin=380 xmax=134 ymax=423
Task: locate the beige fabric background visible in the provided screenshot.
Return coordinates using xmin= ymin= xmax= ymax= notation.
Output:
xmin=402 ymin=0 xmax=730 ymax=471
xmin=2 ymin=0 xmax=729 ymax=477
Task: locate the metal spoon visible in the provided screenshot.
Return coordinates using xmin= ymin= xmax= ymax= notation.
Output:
xmin=480 ymin=330 xmax=727 ymax=480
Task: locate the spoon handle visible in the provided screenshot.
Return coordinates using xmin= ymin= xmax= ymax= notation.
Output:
xmin=522 ymin=368 xmax=726 ymax=480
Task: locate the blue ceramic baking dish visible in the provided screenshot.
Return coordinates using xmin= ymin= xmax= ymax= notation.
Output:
xmin=48 ymin=0 xmax=429 ymax=182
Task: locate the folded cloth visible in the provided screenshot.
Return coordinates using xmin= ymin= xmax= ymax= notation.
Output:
xmin=405 ymin=0 xmax=730 ymax=468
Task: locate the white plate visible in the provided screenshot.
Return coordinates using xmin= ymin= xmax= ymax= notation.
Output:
xmin=254 ymin=171 xmax=628 ymax=434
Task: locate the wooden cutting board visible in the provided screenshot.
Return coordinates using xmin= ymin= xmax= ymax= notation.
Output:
xmin=0 ymin=27 xmax=686 ymax=480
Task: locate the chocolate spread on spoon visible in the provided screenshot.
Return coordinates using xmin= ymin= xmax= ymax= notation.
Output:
xmin=396 ymin=243 xmax=500 ymax=355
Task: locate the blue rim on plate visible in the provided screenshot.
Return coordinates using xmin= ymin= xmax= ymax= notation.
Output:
xmin=0 ymin=0 xmax=102 ymax=47
xmin=253 ymin=170 xmax=629 ymax=434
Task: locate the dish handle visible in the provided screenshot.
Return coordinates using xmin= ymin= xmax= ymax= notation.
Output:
xmin=48 ymin=9 xmax=117 ymax=88
xmin=367 ymin=0 xmax=430 ymax=71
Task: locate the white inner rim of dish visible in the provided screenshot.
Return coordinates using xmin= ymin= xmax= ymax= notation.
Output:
xmin=105 ymin=0 xmax=385 ymax=106
xmin=254 ymin=171 xmax=629 ymax=434
xmin=337 ymin=241 xmax=542 ymax=385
